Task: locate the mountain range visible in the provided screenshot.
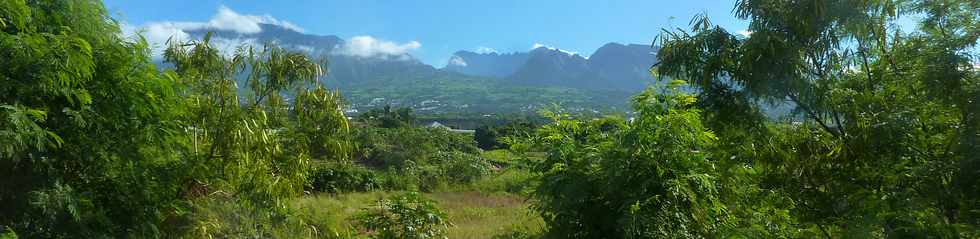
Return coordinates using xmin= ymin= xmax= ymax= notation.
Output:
xmin=445 ymin=43 xmax=659 ymax=91
xmin=180 ymin=24 xmax=660 ymax=113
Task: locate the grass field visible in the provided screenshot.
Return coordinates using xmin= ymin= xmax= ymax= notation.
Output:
xmin=293 ymin=191 xmax=543 ymax=238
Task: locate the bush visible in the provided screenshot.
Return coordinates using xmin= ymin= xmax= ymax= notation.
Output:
xmin=356 ymin=192 xmax=451 ymax=239
xmin=431 ymin=151 xmax=494 ymax=184
xmin=353 ymin=127 xmax=479 ymax=169
xmin=475 ymin=120 xmax=536 ymax=150
xmin=522 ymin=86 xmax=728 ymax=238
xmin=309 ymin=163 xmax=383 ymax=193
xmin=349 ymin=126 xmax=492 ymax=191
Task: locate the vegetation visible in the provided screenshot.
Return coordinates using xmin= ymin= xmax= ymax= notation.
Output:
xmin=515 ymin=84 xmax=727 ymax=238
xmin=511 ymin=0 xmax=979 ymax=238
xmin=2 ymin=0 xmax=191 ymax=236
xmin=293 ymin=191 xmax=543 ymax=239
xmin=341 ymin=76 xmax=634 ymax=114
xmin=0 ymin=0 xmax=349 ymax=237
xmin=349 ymin=126 xmax=492 ymax=192
xmin=355 ymin=192 xmax=451 ymax=239
xmin=1 ymin=0 xmax=977 ymax=238
xmin=474 ymin=119 xmax=537 ymax=150
xmin=358 ymin=105 xmax=417 ymax=128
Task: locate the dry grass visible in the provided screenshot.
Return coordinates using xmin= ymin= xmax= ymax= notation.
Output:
xmin=293 ymin=191 xmax=543 ymax=238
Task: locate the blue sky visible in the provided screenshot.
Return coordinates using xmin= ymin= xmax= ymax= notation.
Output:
xmin=103 ymin=0 xmax=749 ymax=66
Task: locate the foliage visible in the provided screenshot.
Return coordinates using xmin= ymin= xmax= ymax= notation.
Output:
xmin=295 ymin=191 xmax=542 ymax=239
xmin=0 ymin=0 xmax=353 ymax=237
xmin=0 ymin=0 xmax=186 ymax=237
xmin=474 ymin=119 xmax=537 ymax=150
xmin=293 ymin=86 xmax=352 ymax=162
xmin=309 ymin=162 xmax=384 ymax=193
xmin=181 ymin=197 xmax=328 ymax=239
xmin=0 ymin=228 xmax=15 ymax=239
xmin=651 ymin=0 xmax=980 ymax=237
xmin=428 ymin=151 xmax=494 ymax=184
xmin=332 ymin=126 xmax=494 ymax=192
xmin=341 ymin=76 xmax=633 ymax=115
xmin=358 ymin=105 xmax=417 ymax=128
xmin=356 ymin=192 xmax=451 ymax=239
xmin=4 ymin=0 xmax=978 ymax=237
xmin=163 ymin=33 xmax=339 ymax=216
xmin=518 ymin=83 xmax=729 ymax=238
xmin=353 ymin=126 xmax=479 ymax=167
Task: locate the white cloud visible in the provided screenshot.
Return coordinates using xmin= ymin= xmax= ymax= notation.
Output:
xmin=736 ymin=29 xmax=753 ymax=37
xmin=475 ymin=46 xmax=497 ymax=54
xmin=448 ymin=55 xmax=468 ymax=66
xmin=125 ymin=5 xmax=303 ymax=58
xmin=336 ymin=36 xmax=421 ymax=59
xmin=531 ymin=43 xmax=580 ymax=56
xmin=204 ymin=5 xmax=304 ymax=34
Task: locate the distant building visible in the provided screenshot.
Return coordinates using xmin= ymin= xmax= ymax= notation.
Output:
xmin=425 ymin=121 xmax=475 ymax=134
xmin=426 ymin=121 xmax=450 ymax=129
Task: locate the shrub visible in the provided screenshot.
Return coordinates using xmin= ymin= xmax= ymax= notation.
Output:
xmin=431 ymin=151 xmax=494 ymax=184
xmin=353 ymin=127 xmax=480 ymax=169
xmin=350 ymin=126 xmax=491 ymax=191
xmin=475 ymin=120 xmax=536 ymax=150
xmin=309 ymin=163 xmax=383 ymax=193
xmin=522 ymin=85 xmax=728 ymax=238
xmin=355 ymin=192 xmax=451 ymax=239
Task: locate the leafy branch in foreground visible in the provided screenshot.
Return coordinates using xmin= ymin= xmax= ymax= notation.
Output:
xmin=356 ymin=192 xmax=451 ymax=239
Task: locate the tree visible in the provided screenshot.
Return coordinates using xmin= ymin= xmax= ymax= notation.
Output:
xmin=358 ymin=105 xmax=416 ymax=128
xmin=0 ymin=1 xmax=352 ymax=236
xmin=655 ymin=0 xmax=979 ymax=237
xmin=163 ymin=34 xmax=350 ymax=213
xmin=475 ymin=119 xmax=536 ymax=150
xmin=1 ymin=0 xmax=186 ymax=237
xmin=522 ymin=82 xmax=729 ymax=238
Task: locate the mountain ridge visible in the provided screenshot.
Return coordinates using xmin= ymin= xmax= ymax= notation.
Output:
xmin=444 ymin=42 xmax=659 ymax=91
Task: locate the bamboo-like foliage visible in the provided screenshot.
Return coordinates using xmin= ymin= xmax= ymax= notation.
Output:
xmin=164 ymin=35 xmax=351 ymax=213
xmin=0 ymin=1 xmax=352 ymax=236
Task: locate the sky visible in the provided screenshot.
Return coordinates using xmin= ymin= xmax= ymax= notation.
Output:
xmin=103 ymin=0 xmax=750 ymax=66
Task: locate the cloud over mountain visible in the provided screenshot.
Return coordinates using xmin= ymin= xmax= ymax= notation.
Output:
xmin=336 ymin=36 xmax=422 ymax=59
xmin=474 ymin=47 xmax=497 ymax=54
xmin=123 ymin=5 xmax=304 ymax=57
xmin=531 ymin=43 xmax=582 ymax=57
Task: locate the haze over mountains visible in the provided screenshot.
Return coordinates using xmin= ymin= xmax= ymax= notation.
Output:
xmin=173 ymin=22 xmax=660 ymax=113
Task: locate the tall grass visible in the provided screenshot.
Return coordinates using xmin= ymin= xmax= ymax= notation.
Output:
xmin=292 ymin=191 xmax=543 ymax=239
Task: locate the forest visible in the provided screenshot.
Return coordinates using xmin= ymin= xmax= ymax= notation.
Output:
xmin=1 ymin=0 xmax=978 ymax=238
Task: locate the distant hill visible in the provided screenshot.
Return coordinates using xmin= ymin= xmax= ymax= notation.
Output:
xmin=507 ymin=47 xmax=595 ymax=88
xmin=443 ymin=51 xmax=530 ymax=78
xmin=587 ymin=43 xmax=659 ymax=91
xmin=444 ymin=43 xmax=659 ymax=91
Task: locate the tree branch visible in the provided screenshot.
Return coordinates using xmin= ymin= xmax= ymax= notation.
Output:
xmin=787 ymin=93 xmax=840 ymax=137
